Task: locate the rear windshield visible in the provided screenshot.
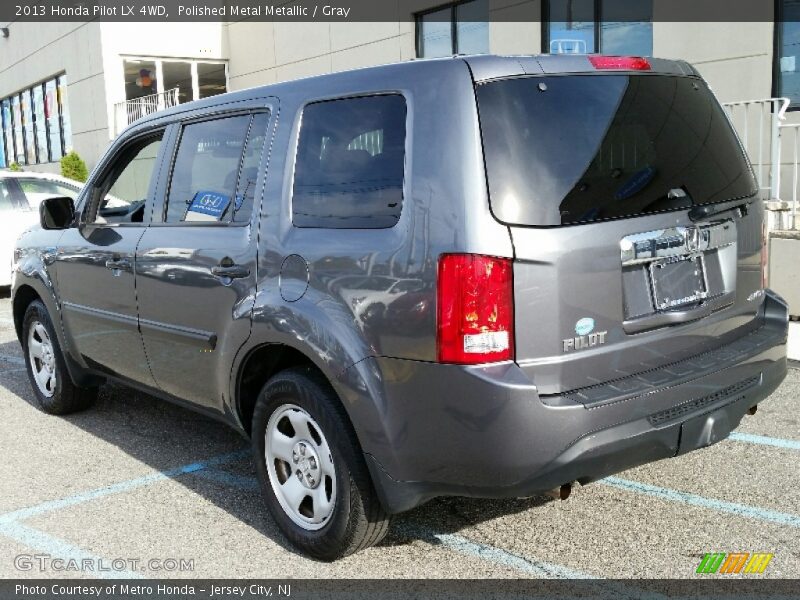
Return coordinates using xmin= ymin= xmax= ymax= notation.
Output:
xmin=476 ymin=75 xmax=757 ymax=226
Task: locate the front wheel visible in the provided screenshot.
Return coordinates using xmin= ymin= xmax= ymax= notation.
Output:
xmin=252 ymin=367 xmax=390 ymax=560
xmin=21 ymin=300 xmax=97 ymax=415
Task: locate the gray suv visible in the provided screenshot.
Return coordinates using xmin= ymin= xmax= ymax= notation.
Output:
xmin=11 ymin=55 xmax=789 ymax=560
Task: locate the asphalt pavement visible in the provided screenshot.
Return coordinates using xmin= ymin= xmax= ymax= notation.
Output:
xmin=0 ymin=290 xmax=798 ymax=580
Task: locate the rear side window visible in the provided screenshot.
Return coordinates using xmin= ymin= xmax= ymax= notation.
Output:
xmin=477 ymin=75 xmax=757 ymax=226
xmin=165 ymin=113 xmax=266 ymax=224
xmin=292 ymin=94 xmax=407 ymax=229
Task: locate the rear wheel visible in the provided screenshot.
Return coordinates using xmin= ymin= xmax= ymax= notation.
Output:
xmin=252 ymin=367 xmax=390 ymax=560
xmin=21 ymin=300 xmax=97 ymax=415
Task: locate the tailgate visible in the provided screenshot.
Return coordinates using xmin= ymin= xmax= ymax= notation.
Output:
xmin=475 ymin=68 xmax=764 ymax=394
xmin=509 ymin=210 xmax=763 ymax=394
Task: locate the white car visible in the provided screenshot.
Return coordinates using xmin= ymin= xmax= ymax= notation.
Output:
xmin=0 ymin=170 xmax=84 ymax=286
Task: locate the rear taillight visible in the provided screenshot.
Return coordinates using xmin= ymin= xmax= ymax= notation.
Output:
xmin=761 ymin=221 xmax=769 ymax=289
xmin=437 ymin=254 xmax=514 ymax=364
xmin=589 ymin=56 xmax=651 ymax=71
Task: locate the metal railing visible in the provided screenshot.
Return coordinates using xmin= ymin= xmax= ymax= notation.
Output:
xmin=723 ymin=97 xmax=800 ymax=230
xmin=114 ymin=88 xmax=179 ymax=137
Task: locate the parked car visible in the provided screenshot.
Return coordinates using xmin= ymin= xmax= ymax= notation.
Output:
xmin=11 ymin=55 xmax=789 ymax=560
xmin=0 ymin=171 xmax=83 ymax=287
xmin=331 ymin=275 xmax=426 ymax=328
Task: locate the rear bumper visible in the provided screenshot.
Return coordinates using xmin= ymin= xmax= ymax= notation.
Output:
xmin=364 ymin=290 xmax=789 ymax=514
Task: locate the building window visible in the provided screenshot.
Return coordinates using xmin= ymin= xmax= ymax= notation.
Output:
xmin=776 ymin=1 xmax=800 ymax=106
xmin=416 ymin=0 xmax=489 ymax=58
xmin=0 ymin=75 xmax=71 ymax=168
xmin=123 ymin=58 xmax=228 ymax=104
xmin=545 ymin=0 xmax=653 ymax=56
xmin=0 ymin=100 xmax=10 ymax=169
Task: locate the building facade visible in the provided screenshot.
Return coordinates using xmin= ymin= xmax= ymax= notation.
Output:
xmin=0 ymin=0 xmax=791 ymax=174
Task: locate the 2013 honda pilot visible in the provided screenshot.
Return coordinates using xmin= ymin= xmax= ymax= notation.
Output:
xmin=11 ymin=55 xmax=789 ymax=560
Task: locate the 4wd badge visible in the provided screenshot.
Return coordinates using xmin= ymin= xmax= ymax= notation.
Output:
xmin=563 ymin=318 xmax=608 ymax=353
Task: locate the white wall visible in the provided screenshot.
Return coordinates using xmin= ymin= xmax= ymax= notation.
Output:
xmin=654 ymin=22 xmax=774 ymax=102
xmin=99 ymin=22 xmax=228 ymax=141
xmin=0 ymin=22 xmax=107 ymax=174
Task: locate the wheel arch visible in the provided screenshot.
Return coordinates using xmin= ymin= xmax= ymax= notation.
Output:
xmin=235 ymin=342 xmax=323 ymax=437
xmin=231 ymin=334 xmax=390 ymax=466
xmin=12 ymin=283 xmax=42 ymax=343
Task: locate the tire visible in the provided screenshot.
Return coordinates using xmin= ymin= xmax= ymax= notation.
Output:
xmin=252 ymin=367 xmax=391 ymax=560
xmin=21 ymin=300 xmax=97 ymax=415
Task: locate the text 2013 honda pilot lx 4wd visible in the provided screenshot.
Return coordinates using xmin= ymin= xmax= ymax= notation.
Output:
xmin=12 ymin=55 xmax=789 ymax=560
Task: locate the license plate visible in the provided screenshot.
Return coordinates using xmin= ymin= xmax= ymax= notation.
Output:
xmin=650 ymin=256 xmax=707 ymax=311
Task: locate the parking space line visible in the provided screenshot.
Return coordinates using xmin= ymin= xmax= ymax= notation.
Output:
xmin=394 ymin=522 xmax=594 ymax=579
xmin=729 ymin=431 xmax=800 ymax=450
xmin=0 ymin=354 xmax=24 ymax=366
xmin=0 ymin=450 xmax=249 ymax=525
xmin=191 ymin=469 xmax=260 ymax=491
xmin=601 ymin=477 xmax=800 ymax=527
xmin=432 ymin=531 xmax=594 ymax=579
xmin=0 ymin=521 xmax=142 ymax=579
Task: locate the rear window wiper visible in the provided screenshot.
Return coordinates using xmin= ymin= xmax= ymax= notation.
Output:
xmin=688 ymin=197 xmax=752 ymax=221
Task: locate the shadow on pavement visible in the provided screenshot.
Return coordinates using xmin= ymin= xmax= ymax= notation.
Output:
xmin=0 ymin=336 xmax=554 ymax=558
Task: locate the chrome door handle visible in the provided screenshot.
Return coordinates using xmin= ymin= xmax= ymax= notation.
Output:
xmin=211 ymin=264 xmax=250 ymax=279
xmin=105 ymin=258 xmax=132 ymax=271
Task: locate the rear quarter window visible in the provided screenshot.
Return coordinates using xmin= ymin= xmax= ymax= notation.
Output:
xmin=291 ymin=94 xmax=407 ymax=229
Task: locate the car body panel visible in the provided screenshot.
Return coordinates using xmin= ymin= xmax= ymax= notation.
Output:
xmin=10 ymin=56 xmax=790 ymax=515
xmin=134 ymin=99 xmax=277 ymax=411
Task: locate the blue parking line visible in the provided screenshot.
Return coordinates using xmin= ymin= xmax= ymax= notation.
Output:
xmin=0 ymin=521 xmax=142 ymax=579
xmin=191 ymin=468 xmax=260 ymax=491
xmin=0 ymin=450 xmax=248 ymax=525
xmin=729 ymin=431 xmax=800 ymax=451
xmin=601 ymin=477 xmax=800 ymax=528
xmin=395 ymin=522 xmax=594 ymax=579
xmin=0 ymin=354 xmax=25 ymax=366
xmin=432 ymin=531 xmax=594 ymax=579
xmin=395 ymin=523 xmax=670 ymax=598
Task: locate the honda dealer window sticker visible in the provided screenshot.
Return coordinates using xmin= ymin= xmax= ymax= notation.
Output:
xmin=185 ymin=190 xmax=231 ymax=222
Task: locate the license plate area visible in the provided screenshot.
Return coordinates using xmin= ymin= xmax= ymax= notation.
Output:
xmin=620 ymin=222 xmax=737 ymax=322
xmin=650 ymin=255 xmax=708 ymax=311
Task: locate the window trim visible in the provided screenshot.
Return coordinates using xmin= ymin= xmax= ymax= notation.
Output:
xmin=289 ymin=91 xmax=409 ymax=230
xmin=157 ymin=109 xmax=269 ymax=228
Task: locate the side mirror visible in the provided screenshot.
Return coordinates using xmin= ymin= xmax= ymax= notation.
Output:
xmin=40 ymin=196 xmax=75 ymax=230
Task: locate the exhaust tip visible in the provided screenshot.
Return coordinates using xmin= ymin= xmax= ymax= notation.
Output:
xmin=748 ymin=404 xmax=758 ymax=416
xmin=544 ymin=483 xmax=572 ymax=501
